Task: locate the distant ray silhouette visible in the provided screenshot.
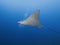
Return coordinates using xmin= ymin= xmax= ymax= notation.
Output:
xmin=18 ymin=10 xmax=42 ymax=28
xmin=18 ymin=10 xmax=60 ymax=33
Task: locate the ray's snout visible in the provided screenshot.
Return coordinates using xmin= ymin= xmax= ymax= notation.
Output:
xmin=18 ymin=21 xmax=24 ymax=24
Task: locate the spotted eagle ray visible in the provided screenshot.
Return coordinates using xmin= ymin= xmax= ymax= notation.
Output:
xmin=17 ymin=10 xmax=60 ymax=33
xmin=18 ymin=10 xmax=42 ymax=28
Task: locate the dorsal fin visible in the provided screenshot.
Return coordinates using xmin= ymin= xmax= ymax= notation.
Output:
xmin=18 ymin=10 xmax=42 ymax=27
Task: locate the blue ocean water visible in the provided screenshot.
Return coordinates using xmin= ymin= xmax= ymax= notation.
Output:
xmin=0 ymin=0 xmax=60 ymax=45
